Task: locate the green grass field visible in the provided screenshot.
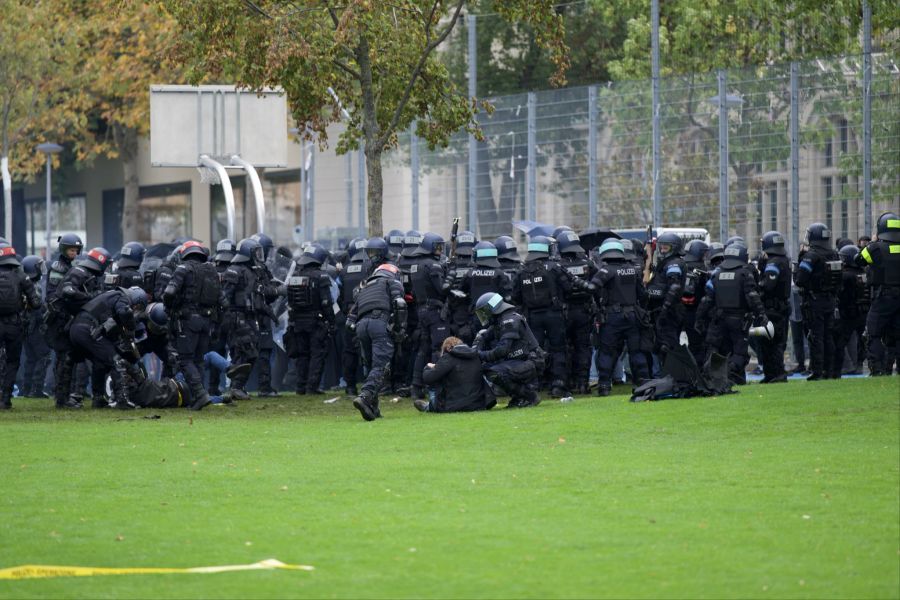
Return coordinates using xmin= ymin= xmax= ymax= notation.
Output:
xmin=1 ymin=377 xmax=898 ymax=599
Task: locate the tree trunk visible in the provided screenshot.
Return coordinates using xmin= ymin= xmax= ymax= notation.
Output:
xmin=365 ymin=145 xmax=384 ymax=237
xmin=356 ymin=37 xmax=384 ymax=236
xmin=118 ymin=126 xmax=140 ymax=243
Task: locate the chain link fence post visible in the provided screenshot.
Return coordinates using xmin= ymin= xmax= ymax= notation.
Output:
xmin=718 ymin=69 xmax=729 ymax=241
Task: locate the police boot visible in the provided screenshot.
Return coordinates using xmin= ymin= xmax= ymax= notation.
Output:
xmin=344 ymin=384 xmax=358 ymax=397
xmin=575 ymin=382 xmax=590 ymax=395
xmin=91 ymin=394 xmax=110 ymax=409
xmin=352 ymin=390 xmax=378 ymax=422
xmin=597 ymin=384 xmax=611 ymax=397
xmin=550 ymin=380 xmax=568 ymax=398
xmin=410 ymin=384 xmax=426 ymax=400
xmin=110 ymin=369 xmax=135 ymax=410
xmin=226 ymin=362 xmax=253 ymax=382
xmin=0 ymin=391 xmax=11 ymax=410
xmin=258 ymin=389 xmax=280 ymax=398
xmin=520 ymin=386 xmax=541 ymax=408
xmin=189 ymin=385 xmax=212 ymax=411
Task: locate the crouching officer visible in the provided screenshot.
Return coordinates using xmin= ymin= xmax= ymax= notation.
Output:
xmin=757 ymin=231 xmax=792 ymax=383
xmin=589 ymin=240 xmax=650 ymax=396
xmin=473 ymin=292 xmax=543 ymax=408
xmin=855 ymin=212 xmax=900 ymax=369
xmin=69 ymin=286 xmax=148 ymax=409
xmin=346 ymin=263 xmax=407 ymax=421
xmin=162 ymin=241 xmax=222 ymax=410
xmin=696 ymin=244 xmax=769 ymax=385
xmin=285 ymin=244 xmax=334 ymax=394
xmin=795 ymin=223 xmax=842 ymax=380
xmin=0 ymin=247 xmax=42 ymax=409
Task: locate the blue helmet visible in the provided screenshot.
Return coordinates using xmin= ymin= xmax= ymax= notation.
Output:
xmin=401 ymin=230 xmax=423 ymax=257
xmin=347 ymin=238 xmax=366 ymax=259
xmin=145 ymin=302 xmax=168 ymax=335
xmin=805 ymin=223 xmax=832 ymax=249
xmin=684 ymin=240 xmax=709 ymax=263
xmin=839 ymin=243 xmax=859 ymax=267
xmin=125 ymin=286 xmax=149 ymax=310
xmin=876 ymin=211 xmax=900 ymax=243
xmin=494 ymin=236 xmax=521 ymax=262
xmin=365 ymin=237 xmax=389 ymax=262
xmin=117 ymin=242 xmax=146 ymax=268
xmin=556 ymin=230 xmax=585 ymax=255
xmin=251 ymin=233 xmax=274 ymax=259
xmin=721 ymin=243 xmax=749 ymax=269
xmin=233 ymin=238 xmax=263 ymax=264
xmin=214 ymin=239 xmax=236 ymax=263
xmin=526 ymin=235 xmax=552 ymax=261
xmin=415 ymin=233 xmax=445 ymax=257
xmin=385 ymin=229 xmax=405 ymax=255
xmin=598 ymin=239 xmax=626 ymax=261
xmin=760 ymin=231 xmax=786 ymax=256
xmin=474 ymin=292 xmax=514 ymax=325
xmin=57 ymin=233 xmax=83 ymax=255
xmin=22 ymin=255 xmax=44 ymax=280
xmin=298 ymin=244 xmax=329 ymax=266
xmin=552 ymin=226 xmax=573 ymax=241
xmin=473 ymin=241 xmax=500 ymax=267
xmin=455 ymin=231 xmax=477 ymax=256
xmin=725 ymin=236 xmax=745 ymax=248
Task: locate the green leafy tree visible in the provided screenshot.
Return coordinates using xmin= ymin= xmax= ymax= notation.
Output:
xmin=166 ymin=0 xmax=569 ymax=236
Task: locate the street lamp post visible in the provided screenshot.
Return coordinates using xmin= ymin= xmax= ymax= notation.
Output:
xmin=36 ymin=142 xmax=63 ymax=258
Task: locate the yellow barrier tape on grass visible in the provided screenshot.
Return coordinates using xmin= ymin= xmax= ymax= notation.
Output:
xmin=0 ymin=558 xmax=314 ymax=580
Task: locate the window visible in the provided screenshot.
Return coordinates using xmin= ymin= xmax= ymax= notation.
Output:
xmin=756 ymin=190 xmax=764 ymax=238
xmin=823 ymin=177 xmax=833 ymax=230
xmin=24 ymin=194 xmax=87 ymax=258
xmin=838 ymin=118 xmax=849 ymax=154
xmin=137 ymin=183 xmax=191 ymax=245
xmin=824 ymin=138 xmax=833 ymax=167
xmin=769 ymin=184 xmax=778 ymax=231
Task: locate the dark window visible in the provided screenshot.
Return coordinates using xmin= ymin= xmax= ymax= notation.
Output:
xmin=769 ymin=185 xmax=778 ymax=230
xmin=824 ymin=177 xmax=833 ymax=229
xmin=824 ymin=138 xmax=833 ymax=167
xmin=756 ymin=190 xmax=763 ymax=238
xmin=839 ymin=118 xmax=849 ymax=154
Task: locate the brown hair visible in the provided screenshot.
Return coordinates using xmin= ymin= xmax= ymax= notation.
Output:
xmin=441 ymin=336 xmax=463 ymax=355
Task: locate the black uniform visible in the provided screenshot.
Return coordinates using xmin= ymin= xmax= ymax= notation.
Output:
xmin=253 ymin=264 xmax=281 ymax=395
xmin=857 ymin=240 xmax=900 ymax=373
xmin=285 ymin=264 xmax=334 ymax=393
xmin=338 ymin=255 xmax=370 ymax=394
xmin=207 ymin=257 xmax=232 ymax=395
xmin=0 ymin=265 xmax=41 ymax=408
xmin=680 ymin=257 xmax=709 ymax=367
xmin=221 ymin=262 xmax=260 ymax=398
xmin=757 ymin=255 xmax=792 ymax=382
xmin=795 ymin=247 xmax=842 ymax=379
xmin=590 ymin=257 xmax=650 ymax=392
xmin=646 ymin=255 xmax=686 ymax=356
xmin=347 ymin=270 xmax=407 ymax=420
xmin=409 ymin=256 xmax=450 ymax=392
xmin=560 ymin=253 xmax=597 ymax=393
xmin=445 ymin=256 xmax=476 ymax=344
xmin=69 ymin=290 xmax=139 ymax=408
xmin=163 ymin=258 xmax=222 ymax=406
xmin=698 ymin=262 xmax=767 ymax=385
xmin=102 ymin=266 xmax=144 ymax=292
xmin=513 ymin=258 xmax=572 ymax=394
xmin=49 ymin=264 xmax=101 ymax=406
xmin=832 ymin=262 xmax=869 ymax=377
xmin=21 ymin=285 xmax=50 ymax=398
xmin=476 ymin=308 xmax=542 ymax=408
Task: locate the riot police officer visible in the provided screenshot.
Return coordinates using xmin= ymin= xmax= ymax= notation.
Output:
xmin=208 ymin=239 xmax=236 ymax=395
xmin=364 ymin=237 xmax=391 ymax=271
xmin=0 ymin=247 xmax=41 ymax=409
xmin=222 ymin=238 xmax=263 ymax=401
xmin=445 ymin=230 xmax=478 ymax=344
xmin=645 ymin=232 xmax=686 ymax=360
xmin=162 ymin=241 xmax=222 ymax=410
xmin=474 ymin=292 xmax=542 ymax=408
xmin=45 ymin=233 xmax=83 ymax=298
xmin=697 ymin=244 xmax=769 ymax=385
xmin=338 ymin=239 xmax=369 ymax=395
xmin=855 ymin=212 xmax=900 ymax=373
xmin=756 ymin=231 xmax=792 ymax=383
xmin=409 ymin=233 xmax=450 ymax=398
xmin=104 ymin=242 xmax=146 ymax=292
xmin=494 ymin=235 xmax=522 ymax=281
xmin=680 ymin=240 xmax=709 ymax=367
xmin=557 ymin=231 xmax=597 ymax=395
xmin=153 ymin=248 xmax=180 ymax=302
xmin=346 ymin=263 xmax=407 ymax=421
xmin=513 ymin=235 xmax=573 ymax=397
xmin=385 ymin=229 xmax=406 ymax=262
xmin=832 ymin=244 xmax=869 ymax=377
xmin=590 ymin=240 xmax=650 ymax=396
xmin=20 ymin=256 xmax=50 ymax=398
xmin=795 ymin=223 xmax=842 ymax=380
xmin=461 ymin=241 xmax=512 ymax=310
xmin=250 ymin=233 xmax=282 ymax=397
xmin=69 ymin=286 xmax=149 ymax=410
xmin=396 ymin=231 xmax=422 ymax=393
xmin=285 ymin=244 xmax=334 ymax=394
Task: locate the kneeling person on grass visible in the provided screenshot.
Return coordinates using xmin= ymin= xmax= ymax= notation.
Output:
xmin=414 ymin=336 xmax=495 ymax=413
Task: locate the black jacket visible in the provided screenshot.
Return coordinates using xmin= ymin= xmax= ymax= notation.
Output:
xmin=422 ymin=344 xmax=494 ymax=412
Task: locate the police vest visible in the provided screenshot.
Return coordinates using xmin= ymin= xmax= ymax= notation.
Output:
xmin=0 ymin=268 xmax=24 ymax=315
xmin=714 ymin=266 xmax=747 ymax=310
xmin=519 ymin=261 xmax=555 ymax=309
xmin=225 ymin=265 xmax=255 ymax=310
xmin=340 ymin=260 xmax=369 ymax=309
xmin=410 ymin=258 xmax=442 ymax=302
xmin=605 ymin=262 xmax=639 ymax=306
xmin=764 ymin=255 xmax=792 ymax=301
xmin=287 ymin=268 xmax=323 ymax=312
xmin=187 ymin=261 xmax=221 ymax=307
xmin=682 ymin=261 xmax=708 ymax=305
xmin=467 ymin=267 xmax=501 ymax=305
xmin=562 ymin=258 xmax=592 ymax=302
xmin=355 ymin=277 xmax=392 ymax=318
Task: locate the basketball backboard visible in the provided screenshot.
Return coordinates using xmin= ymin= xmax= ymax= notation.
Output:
xmin=150 ymin=85 xmax=288 ymax=167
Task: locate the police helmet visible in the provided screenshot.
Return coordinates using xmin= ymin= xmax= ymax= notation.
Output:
xmin=145 ymin=302 xmax=168 ymax=335
xmin=598 ymin=239 xmax=626 ymax=261
xmin=250 ymin=233 xmax=274 ymax=259
xmin=117 ymin=242 xmax=146 ymax=268
xmin=494 ymin=236 xmax=521 ymax=262
xmin=401 ymin=230 xmax=423 ymax=258
xmin=721 ymin=243 xmax=749 ymax=269
xmin=214 ymin=239 xmax=236 ymax=263
xmin=371 ymin=263 xmax=401 ymax=280
xmin=125 ymin=286 xmax=149 ymax=311
xmin=365 ymin=237 xmax=389 ymax=262
xmin=455 ymin=231 xmax=477 ymax=256
xmin=232 ymin=238 xmax=262 ymax=264
xmin=656 ymin=232 xmax=683 ymax=259
xmin=473 ymin=241 xmax=501 ymax=268
xmin=684 ymin=240 xmax=709 ymax=263
xmin=298 ymin=244 xmax=328 ymax=266
xmin=57 ymin=233 xmax=83 ymax=256
xmin=179 ymin=240 xmax=209 ymax=262
xmin=385 ymin=229 xmax=405 ymax=255
xmin=552 ymin=226 xmax=573 ymax=241
xmin=76 ymin=247 xmax=111 ymax=273
xmin=725 ymin=236 xmax=745 ymax=248
xmin=805 ymin=222 xmax=832 ymax=249
xmin=760 ymin=231 xmax=786 ymax=256
xmin=416 ymin=233 xmax=445 ymax=257
xmin=876 ymin=212 xmax=900 ymax=243
xmin=557 ymin=231 xmax=585 ymax=255
xmin=474 ymin=292 xmax=514 ymax=326
xmin=347 ymin=238 xmax=366 ymax=259
xmin=525 ymin=235 xmax=552 ymax=261
xmin=839 ymin=243 xmax=860 ymax=267
xmin=707 ymin=242 xmax=726 ymax=267
xmin=0 ymin=246 xmax=20 ymax=267
xmin=22 ymin=255 xmax=44 ymax=280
